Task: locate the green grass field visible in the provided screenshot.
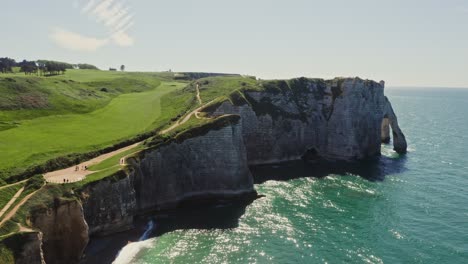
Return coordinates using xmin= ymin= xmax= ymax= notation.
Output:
xmin=0 ymin=70 xmax=167 ymax=122
xmin=0 ymin=69 xmax=194 ymax=183
xmin=0 ymin=70 xmax=260 ymax=187
xmin=197 ymin=76 xmax=259 ymax=103
xmin=0 ymin=81 xmax=186 ymax=177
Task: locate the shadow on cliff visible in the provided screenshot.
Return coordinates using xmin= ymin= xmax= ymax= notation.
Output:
xmin=251 ymin=153 xmax=408 ymax=184
xmin=147 ymin=200 xmax=252 ymax=236
xmin=82 ymin=200 xmax=254 ymax=264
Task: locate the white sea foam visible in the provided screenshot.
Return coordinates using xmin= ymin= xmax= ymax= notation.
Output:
xmin=113 ymin=220 xmax=156 ymax=264
xmin=113 ymin=239 xmax=154 ymax=264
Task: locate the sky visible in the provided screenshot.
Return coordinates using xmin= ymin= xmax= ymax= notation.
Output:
xmin=1 ymin=0 xmax=468 ymax=87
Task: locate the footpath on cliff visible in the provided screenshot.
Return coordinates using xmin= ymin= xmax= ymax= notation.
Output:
xmin=44 ymin=84 xmax=207 ymax=184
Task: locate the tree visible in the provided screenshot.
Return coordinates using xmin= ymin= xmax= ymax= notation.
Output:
xmin=0 ymin=57 xmax=16 ymax=73
xmin=120 ymin=65 xmax=125 ymax=71
xmin=36 ymin=60 xmax=72 ymax=76
xmin=19 ymin=60 xmax=38 ymax=75
xmin=76 ymin=63 xmax=99 ymax=70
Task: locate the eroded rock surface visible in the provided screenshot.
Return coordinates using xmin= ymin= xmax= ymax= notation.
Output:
xmin=14 ymin=232 xmax=45 ymax=264
xmin=383 ymin=96 xmax=408 ymax=153
xmin=132 ymin=120 xmax=254 ymax=212
xmin=212 ymin=77 xmax=407 ymax=163
xmin=81 ymin=176 xmax=137 ymax=236
xmin=31 ymin=200 xmax=89 ymax=264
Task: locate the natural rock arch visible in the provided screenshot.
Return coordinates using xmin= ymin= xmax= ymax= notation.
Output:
xmin=381 ymin=97 xmax=407 ymax=154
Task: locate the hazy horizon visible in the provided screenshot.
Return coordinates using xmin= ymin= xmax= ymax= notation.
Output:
xmin=2 ymin=0 xmax=467 ymax=88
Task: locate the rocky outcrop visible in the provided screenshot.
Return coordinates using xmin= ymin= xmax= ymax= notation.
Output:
xmin=81 ymin=176 xmax=137 ymax=236
xmin=0 ymin=232 xmax=45 ymax=264
xmin=383 ymin=96 xmax=407 ymax=153
xmin=132 ymin=117 xmax=255 ymax=212
xmin=211 ymin=77 xmax=407 ymax=163
xmin=31 ymin=200 xmax=89 ymax=264
xmin=13 ymin=232 xmax=45 ymax=264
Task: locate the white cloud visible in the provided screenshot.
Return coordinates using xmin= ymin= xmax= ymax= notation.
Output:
xmin=82 ymin=0 xmax=97 ymax=13
xmin=50 ymin=28 xmax=109 ymax=51
xmin=83 ymin=0 xmax=135 ymax=46
xmin=52 ymin=0 xmax=135 ymax=51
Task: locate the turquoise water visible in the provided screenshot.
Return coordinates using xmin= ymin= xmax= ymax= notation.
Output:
xmin=118 ymin=88 xmax=468 ymax=263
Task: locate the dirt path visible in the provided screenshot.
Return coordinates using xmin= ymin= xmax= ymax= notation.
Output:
xmin=0 ymin=180 xmax=27 ymax=191
xmin=0 ymin=188 xmax=39 ymax=226
xmin=44 ymin=142 xmax=141 ymax=183
xmin=18 ymin=223 xmax=34 ymax=232
xmin=196 ymin=84 xmax=202 ymax=105
xmin=160 ymin=102 xmax=209 ymax=134
xmin=0 ymin=187 xmax=25 ymax=219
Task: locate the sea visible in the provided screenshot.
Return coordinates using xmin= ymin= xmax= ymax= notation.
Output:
xmin=111 ymin=88 xmax=468 ymax=264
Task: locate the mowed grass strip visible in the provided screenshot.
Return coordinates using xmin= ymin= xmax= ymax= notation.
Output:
xmin=0 ymin=82 xmax=186 ymax=174
xmin=0 ymin=70 xmax=162 ymax=122
xmin=88 ymin=144 xmax=145 ymax=171
xmin=78 ymin=166 xmax=123 ymax=186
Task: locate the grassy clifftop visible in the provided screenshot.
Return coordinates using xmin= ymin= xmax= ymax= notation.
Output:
xmin=0 ymin=70 xmax=193 ymax=184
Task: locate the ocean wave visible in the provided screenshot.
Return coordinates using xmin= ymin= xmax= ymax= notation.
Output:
xmin=113 ymin=239 xmax=155 ymax=264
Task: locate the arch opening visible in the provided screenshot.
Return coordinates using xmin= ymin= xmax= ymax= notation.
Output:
xmin=381 ymin=116 xmax=391 ymax=144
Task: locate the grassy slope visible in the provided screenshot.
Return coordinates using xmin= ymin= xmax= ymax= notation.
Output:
xmin=77 ymin=166 xmax=124 ymax=187
xmin=88 ymin=144 xmax=145 ymax=171
xmin=0 ymin=69 xmax=192 ymax=182
xmin=0 ymin=175 xmax=44 ymax=250
xmin=197 ymin=76 xmax=259 ymax=103
xmin=0 ymin=81 xmax=186 ymax=177
xmin=0 ymin=70 xmax=164 ymax=122
xmin=0 ymin=184 xmax=25 ymax=211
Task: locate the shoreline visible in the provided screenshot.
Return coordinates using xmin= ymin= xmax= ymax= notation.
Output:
xmin=81 ymin=194 xmax=259 ymax=264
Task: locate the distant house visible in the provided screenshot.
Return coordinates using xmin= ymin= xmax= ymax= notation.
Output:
xmin=109 ymin=68 xmax=117 ymax=71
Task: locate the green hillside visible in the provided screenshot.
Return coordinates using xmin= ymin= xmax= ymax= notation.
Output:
xmin=0 ymin=70 xmax=260 ymax=185
xmin=0 ymin=70 xmax=194 ymax=184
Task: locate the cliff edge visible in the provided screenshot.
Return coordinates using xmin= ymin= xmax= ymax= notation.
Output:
xmin=208 ymin=77 xmax=407 ymax=163
xmin=4 ymin=76 xmax=407 ymax=263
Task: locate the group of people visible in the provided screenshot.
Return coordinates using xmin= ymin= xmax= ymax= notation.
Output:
xmin=63 ymin=179 xmax=70 ymax=183
xmin=75 ymin=165 xmax=88 ymax=171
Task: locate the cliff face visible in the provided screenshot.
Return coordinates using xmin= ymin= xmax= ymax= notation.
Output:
xmin=14 ymin=76 xmax=407 ymax=263
xmin=1 ymin=232 xmax=45 ymax=264
xmin=132 ymin=120 xmax=254 ymax=212
xmin=78 ymin=77 xmax=406 ymax=239
xmin=81 ymin=176 xmax=137 ymax=236
xmin=31 ymin=200 xmax=89 ymax=264
xmin=211 ymin=78 xmax=407 ymax=163
xmin=14 ymin=232 xmax=45 ymax=264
